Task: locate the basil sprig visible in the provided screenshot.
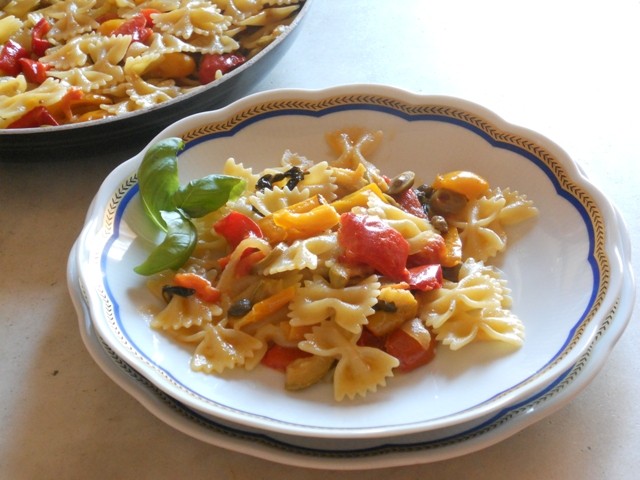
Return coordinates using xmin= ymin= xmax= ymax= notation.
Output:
xmin=134 ymin=137 xmax=246 ymax=276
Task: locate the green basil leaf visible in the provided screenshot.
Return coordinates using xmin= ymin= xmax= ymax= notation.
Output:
xmin=134 ymin=210 xmax=196 ymax=276
xmin=174 ymin=174 xmax=246 ymax=218
xmin=137 ymin=137 xmax=185 ymax=231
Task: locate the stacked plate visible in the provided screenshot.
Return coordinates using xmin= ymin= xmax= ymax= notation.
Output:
xmin=67 ymin=85 xmax=634 ymax=469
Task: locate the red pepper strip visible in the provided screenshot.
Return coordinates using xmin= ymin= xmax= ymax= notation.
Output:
xmin=112 ymin=13 xmax=153 ymax=44
xmin=235 ymin=249 xmax=266 ymax=276
xmin=261 ymin=344 xmax=311 ymax=372
xmin=407 ymin=235 xmax=446 ymax=268
xmin=19 ymin=58 xmax=49 ymax=84
xmin=7 ymin=106 xmax=59 ymax=129
xmin=407 ymin=264 xmax=442 ymax=291
xmin=338 ymin=212 xmax=410 ymax=281
xmin=218 ymin=247 xmax=265 ymax=277
xmin=31 ymin=18 xmax=52 ymax=57
xmin=140 ymin=8 xmax=160 ymax=27
xmin=356 ymin=327 xmax=387 ymax=350
xmin=0 ymin=40 xmax=29 ymax=76
xmin=213 ymin=211 xmax=263 ymax=249
xmin=198 ymin=53 xmax=247 ymax=85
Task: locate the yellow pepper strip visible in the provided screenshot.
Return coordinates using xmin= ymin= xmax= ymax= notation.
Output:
xmin=272 ymin=204 xmax=340 ymax=242
xmin=233 ymin=286 xmax=297 ymax=330
xmin=257 ymin=195 xmax=323 ymax=243
xmin=330 ymin=183 xmax=387 ymax=214
xmin=440 ymin=226 xmax=462 ymax=268
xmin=432 ymin=170 xmax=490 ymax=200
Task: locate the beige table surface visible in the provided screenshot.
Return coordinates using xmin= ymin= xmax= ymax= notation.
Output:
xmin=1 ymin=1 xmax=639 ymax=478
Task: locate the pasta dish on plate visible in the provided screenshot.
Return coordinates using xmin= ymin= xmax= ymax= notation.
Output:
xmin=0 ymin=0 xmax=304 ymax=128
xmin=135 ymin=128 xmax=538 ymax=401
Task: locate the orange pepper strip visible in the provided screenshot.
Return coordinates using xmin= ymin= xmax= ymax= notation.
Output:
xmin=440 ymin=226 xmax=462 ymax=268
xmin=173 ymin=272 xmax=221 ymax=303
xmin=234 ymin=286 xmax=296 ymax=330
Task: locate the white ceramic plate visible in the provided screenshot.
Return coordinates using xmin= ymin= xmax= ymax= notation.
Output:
xmin=74 ymin=85 xmax=627 ymax=439
xmin=68 ymin=209 xmax=634 ymax=468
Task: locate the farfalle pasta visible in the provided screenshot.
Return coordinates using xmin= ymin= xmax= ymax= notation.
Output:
xmin=137 ymin=128 xmax=538 ymax=401
xmin=0 ymin=0 xmax=304 ymax=128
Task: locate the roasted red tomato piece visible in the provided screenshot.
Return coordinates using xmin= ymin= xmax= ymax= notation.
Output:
xmin=391 ymin=187 xmax=427 ymax=218
xmin=0 ymin=40 xmax=28 ymax=76
xmin=112 ymin=13 xmax=153 ymax=44
xmin=31 ymin=18 xmax=52 ymax=57
xmin=7 ymin=106 xmax=59 ymax=129
xmin=407 ymin=264 xmax=443 ymax=291
xmin=213 ymin=211 xmax=263 ymax=249
xmin=338 ymin=212 xmax=410 ymax=281
xmin=198 ymin=53 xmax=247 ymax=85
xmin=385 ymin=328 xmax=436 ymax=373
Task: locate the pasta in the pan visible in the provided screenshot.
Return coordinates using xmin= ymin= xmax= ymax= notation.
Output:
xmin=0 ymin=0 xmax=304 ymax=128
xmin=137 ymin=128 xmax=538 ymax=401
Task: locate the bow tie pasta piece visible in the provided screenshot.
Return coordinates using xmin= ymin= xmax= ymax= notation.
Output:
xmin=289 ymin=274 xmax=381 ymax=335
xmin=191 ymin=323 xmax=263 ymax=374
xmin=448 ymin=187 xmax=538 ymax=262
xmin=300 ymin=321 xmax=399 ymax=401
xmin=418 ymin=259 xmax=523 ymax=350
xmin=259 ymin=233 xmax=339 ymax=275
xmin=151 ymin=293 xmax=223 ymax=331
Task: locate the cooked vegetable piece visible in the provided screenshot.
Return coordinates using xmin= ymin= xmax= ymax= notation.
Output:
xmin=367 ymin=287 xmax=418 ymax=337
xmin=440 ymin=226 xmax=462 ymax=268
xmin=0 ymin=39 xmax=28 ymax=76
xmin=213 ymin=212 xmax=263 ymax=249
xmin=7 ymin=106 xmax=58 ymax=128
xmin=285 ymin=355 xmax=334 ymax=391
xmin=261 ymin=344 xmax=311 ymax=372
xmin=112 ymin=13 xmax=152 ymax=44
xmin=272 ymin=204 xmax=340 ymax=241
xmin=233 ymin=287 xmax=297 ymax=330
xmin=429 ymin=188 xmax=468 ymax=215
xmin=31 ymin=18 xmax=52 ymax=57
xmin=199 ymin=53 xmax=246 ymax=85
xmin=385 ymin=320 xmax=435 ymax=372
xmin=173 ymin=273 xmax=220 ymax=303
xmin=330 ymin=183 xmax=386 ymax=213
xmin=433 ymin=170 xmax=490 ymax=200
xmin=407 ymin=264 xmax=442 ymax=291
xmin=338 ymin=212 xmax=409 ymax=281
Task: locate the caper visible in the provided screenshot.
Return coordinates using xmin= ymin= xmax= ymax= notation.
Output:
xmin=162 ymin=285 xmax=195 ymax=303
xmin=386 ymin=171 xmax=416 ymax=196
xmin=228 ymin=298 xmax=253 ymax=317
xmin=429 ymin=188 xmax=468 ymax=215
xmin=373 ymin=300 xmax=398 ymax=313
